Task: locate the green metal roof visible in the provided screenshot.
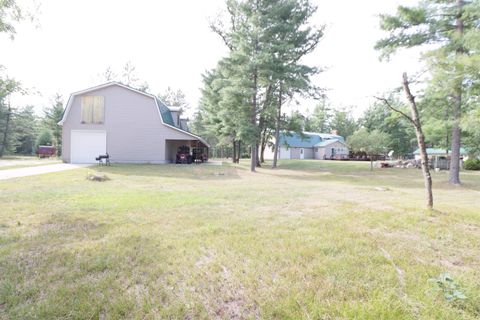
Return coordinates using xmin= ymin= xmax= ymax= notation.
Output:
xmin=413 ymin=147 xmax=467 ymax=155
xmin=279 ymin=132 xmax=322 ymax=148
xmin=314 ymin=139 xmax=346 ymax=147
xmin=279 ymin=132 xmax=345 ymax=148
xmin=156 ymin=98 xmax=175 ymax=127
xmin=315 ymin=133 xmax=345 ymax=142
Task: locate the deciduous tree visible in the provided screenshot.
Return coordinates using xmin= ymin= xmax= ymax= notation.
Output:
xmin=347 ymin=128 xmax=391 ymax=171
xmin=376 ymin=73 xmax=434 ymax=209
xmin=158 ymin=87 xmax=188 ymax=110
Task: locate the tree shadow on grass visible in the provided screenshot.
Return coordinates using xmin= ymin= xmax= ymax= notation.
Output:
xmin=256 ymin=166 xmax=419 ymax=188
xmin=91 ymin=163 xmax=242 ymax=181
xmin=256 ymin=166 xmax=480 ymax=192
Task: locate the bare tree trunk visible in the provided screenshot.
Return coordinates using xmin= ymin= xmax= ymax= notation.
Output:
xmin=445 ymin=116 xmax=449 ymax=170
xmin=0 ymin=102 xmax=12 ymax=158
xmin=256 ymin=144 xmax=261 ymax=167
xmin=402 ymin=73 xmax=433 ymax=209
xmin=272 ymin=84 xmax=282 ymax=168
xmin=232 ymin=139 xmax=237 ymax=164
xmin=236 ymin=140 xmax=241 ymax=163
xmin=258 ymin=115 xmax=266 ymax=165
xmin=260 ymin=127 xmax=267 ymax=163
xmin=375 ymin=73 xmax=433 ymax=209
xmin=449 ymin=0 xmax=464 ymax=185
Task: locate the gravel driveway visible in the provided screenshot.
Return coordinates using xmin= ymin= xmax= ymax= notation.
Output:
xmin=0 ymin=163 xmax=90 ymax=181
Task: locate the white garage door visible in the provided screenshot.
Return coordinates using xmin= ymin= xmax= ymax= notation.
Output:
xmin=71 ymin=130 xmax=107 ymax=164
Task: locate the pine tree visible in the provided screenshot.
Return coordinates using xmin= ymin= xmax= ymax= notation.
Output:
xmin=42 ymin=94 xmax=64 ymax=155
xmin=361 ymin=101 xmax=416 ymax=157
xmin=11 ymin=106 xmax=38 ymax=154
xmin=306 ymin=101 xmax=331 ymax=133
xmin=0 ymin=73 xmax=22 ymax=157
xmin=375 ymin=0 xmax=480 ymax=184
xmin=208 ymin=0 xmax=324 ymax=171
xmin=329 ymin=108 xmax=358 ymax=140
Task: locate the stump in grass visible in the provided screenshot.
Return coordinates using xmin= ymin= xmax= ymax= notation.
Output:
xmin=86 ymin=173 xmax=110 ymax=182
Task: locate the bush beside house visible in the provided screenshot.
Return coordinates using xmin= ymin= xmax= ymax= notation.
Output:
xmin=464 ymin=159 xmax=480 ymax=170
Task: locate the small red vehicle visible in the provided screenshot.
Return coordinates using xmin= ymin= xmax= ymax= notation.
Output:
xmin=37 ymin=145 xmax=56 ymax=158
xmin=176 ymin=145 xmax=193 ymax=164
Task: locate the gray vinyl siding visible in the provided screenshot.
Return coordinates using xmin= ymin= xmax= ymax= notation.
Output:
xmin=62 ymin=85 xmax=195 ymax=163
xmin=315 ymin=141 xmax=349 ymax=159
xmin=303 ymin=148 xmax=314 ymax=159
xmin=290 ymin=147 xmax=314 ymax=159
xmin=315 ymin=147 xmax=325 ymax=160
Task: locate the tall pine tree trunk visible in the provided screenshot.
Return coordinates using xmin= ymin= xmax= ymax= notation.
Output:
xmin=403 ymin=73 xmax=433 ymax=209
xmin=232 ymin=139 xmax=237 ymax=164
xmin=272 ymin=84 xmax=282 ymax=168
xmin=250 ymin=69 xmax=258 ymax=172
xmin=256 ymin=144 xmax=261 ymax=167
xmin=257 ymin=115 xmax=265 ymax=166
xmin=260 ymin=127 xmax=267 ymax=164
xmin=449 ymin=91 xmax=461 ymax=184
xmin=0 ymin=102 xmax=12 ymax=158
xmin=449 ymin=0 xmax=464 ymax=185
xmin=236 ymin=140 xmax=241 ymax=163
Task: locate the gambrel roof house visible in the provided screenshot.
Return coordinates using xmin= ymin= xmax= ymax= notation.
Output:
xmin=59 ymin=82 xmax=209 ymax=164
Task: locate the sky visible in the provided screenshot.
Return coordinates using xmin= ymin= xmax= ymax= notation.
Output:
xmin=1 ymin=0 xmax=423 ymax=118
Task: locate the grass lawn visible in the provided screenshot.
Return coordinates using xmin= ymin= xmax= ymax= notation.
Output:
xmin=0 ymin=160 xmax=479 ymax=319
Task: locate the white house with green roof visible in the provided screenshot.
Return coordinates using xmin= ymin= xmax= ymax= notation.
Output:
xmin=413 ymin=147 xmax=468 ymax=160
xmin=59 ymin=82 xmax=209 ymax=164
xmin=265 ymin=132 xmax=349 ymax=160
xmin=413 ymin=147 xmax=468 ymax=169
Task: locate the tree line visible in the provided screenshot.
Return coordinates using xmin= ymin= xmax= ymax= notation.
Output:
xmin=0 ymin=83 xmax=64 ymax=157
xmin=3 ymin=0 xmax=480 ymax=190
xmin=192 ymin=0 xmax=480 ymax=185
xmin=0 ymin=79 xmax=189 ymax=158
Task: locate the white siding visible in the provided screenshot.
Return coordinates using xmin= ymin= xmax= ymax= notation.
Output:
xmin=279 ymin=147 xmax=291 ymax=159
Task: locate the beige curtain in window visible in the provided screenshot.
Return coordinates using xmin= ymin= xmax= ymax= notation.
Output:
xmin=92 ymin=96 xmax=105 ymax=123
xmin=81 ymin=96 xmax=104 ymax=123
xmin=81 ymin=96 xmax=93 ymax=123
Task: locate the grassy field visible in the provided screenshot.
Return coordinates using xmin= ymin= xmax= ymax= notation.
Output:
xmin=0 ymin=160 xmax=479 ymax=319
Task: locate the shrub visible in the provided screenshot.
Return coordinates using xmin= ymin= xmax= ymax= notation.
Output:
xmin=36 ymin=130 xmax=53 ymax=147
xmin=464 ymin=159 xmax=480 ymax=170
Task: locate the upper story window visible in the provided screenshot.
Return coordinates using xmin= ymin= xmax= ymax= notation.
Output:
xmin=81 ymin=96 xmax=104 ymax=124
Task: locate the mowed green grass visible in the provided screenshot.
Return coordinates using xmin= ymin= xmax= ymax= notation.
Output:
xmin=0 ymin=160 xmax=479 ymax=319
